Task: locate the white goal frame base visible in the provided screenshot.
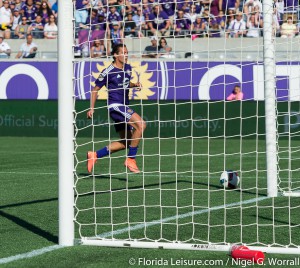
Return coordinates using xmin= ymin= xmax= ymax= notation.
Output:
xmin=80 ymin=238 xmax=300 ymax=255
xmin=282 ymin=191 xmax=300 ymax=197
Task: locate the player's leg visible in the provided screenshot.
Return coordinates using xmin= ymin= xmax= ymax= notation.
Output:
xmin=87 ymin=107 xmax=134 ymax=173
xmin=127 ymin=112 xmax=146 ymax=148
xmin=124 ymin=112 xmax=146 ymax=173
xmin=87 ymin=128 xmax=131 ymax=173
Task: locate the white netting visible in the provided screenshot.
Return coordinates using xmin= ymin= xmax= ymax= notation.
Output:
xmin=72 ymin=0 xmax=300 ymax=251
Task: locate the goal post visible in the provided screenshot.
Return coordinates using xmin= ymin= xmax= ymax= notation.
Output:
xmin=58 ymin=0 xmax=75 ymax=246
xmin=263 ymin=0 xmax=278 ymax=198
xmin=59 ymin=0 xmax=300 ymax=254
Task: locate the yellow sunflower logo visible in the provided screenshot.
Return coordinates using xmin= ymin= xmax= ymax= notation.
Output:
xmin=91 ymin=61 xmax=155 ymax=100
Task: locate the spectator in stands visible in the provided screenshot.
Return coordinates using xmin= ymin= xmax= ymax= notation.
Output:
xmin=226 ymin=9 xmax=236 ymax=29
xmin=142 ymin=35 xmax=159 ymax=58
xmin=148 ymin=4 xmax=171 ymax=36
xmin=107 ymin=5 xmax=122 ymax=28
xmin=9 ymin=1 xmax=16 ymax=12
xmin=116 ymin=0 xmax=126 ymax=18
xmin=87 ymin=8 xmax=99 ymax=28
xmin=90 ymin=39 xmax=106 ymax=58
xmin=201 ymin=6 xmax=215 ymax=24
xmin=27 ymin=15 xmax=44 ymax=39
xmin=274 ymin=0 xmax=284 ymax=24
xmin=226 ymin=11 xmax=246 ymax=38
xmin=191 ymin=15 xmax=206 ymax=40
xmin=184 ymin=4 xmax=199 ymax=25
xmin=174 ymin=9 xmax=191 ymax=37
xmin=90 ymin=13 xmax=106 ymax=41
xmin=216 ymin=10 xmax=226 ymax=35
xmin=244 ymin=0 xmax=262 ymax=17
xmin=44 ymin=14 xmax=57 ymax=38
xmin=15 ymin=34 xmax=38 ymax=58
xmin=209 ymin=21 xmax=222 ymax=37
xmin=280 ymin=16 xmax=297 ymax=37
xmin=77 ymin=9 xmax=100 ymax=55
xmin=133 ymin=7 xmax=148 ymax=35
xmin=14 ymin=0 xmax=23 ymax=11
xmin=0 ymin=35 xmax=11 ymax=58
xmin=35 ymin=1 xmax=42 ymax=11
xmin=219 ymin=0 xmax=240 ymax=14
xmin=106 ymin=21 xmax=124 ymax=55
xmin=160 ymin=0 xmax=176 ymax=25
xmin=124 ymin=2 xmax=134 ymax=15
xmin=252 ymin=5 xmax=263 ymax=24
xmin=158 ymin=37 xmax=172 ymax=57
xmin=75 ymin=0 xmax=89 ymax=28
xmin=246 ymin=13 xmax=262 ymax=37
xmin=124 ymin=12 xmax=138 ymax=37
xmin=209 ymin=0 xmax=220 ymax=17
xmin=15 ymin=16 xmax=29 ymax=38
xmin=11 ymin=8 xmax=21 ymax=38
xmin=177 ymin=0 xmax=191 ymax=13
xmin=90 ymin=0 xmax=103 ymax=9
xmin=51 ymin=1 xmax=58 ymax=18
xmin=142 ymin=0 xmax=151 ymax=17
xmin=22 ymin=0 xmax=38 ymax=24
xmin=227 ymin=85 xmax=243 ymax=100
xmin=126 ymin=0 xmax=140 ymax=11
xmin=0 ymin=0 xmax=13 ymax=39
xmin=38 ymin=1 xmax=53 ymax=25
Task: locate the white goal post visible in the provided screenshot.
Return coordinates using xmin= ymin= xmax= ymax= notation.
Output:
xmin=58 ymin=0 xmax=300 ymax=254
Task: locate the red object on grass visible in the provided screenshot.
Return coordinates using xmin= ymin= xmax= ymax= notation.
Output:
xmin=230 ymin=245 xmax=265 ymax=264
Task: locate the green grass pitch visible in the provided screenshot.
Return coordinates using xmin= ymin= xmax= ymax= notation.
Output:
xmin=0 ymin=137 xmax=299 ymax=267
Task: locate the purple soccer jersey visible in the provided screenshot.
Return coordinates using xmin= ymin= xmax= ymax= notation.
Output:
xmin=107 ymin=11 xmax=122 ymax=23
xmin=221 ymin=0 xmax=237 ymax=11
xmin=75 ymin=0 xmax=85 ymax=9
xmin=160 ymin=0 xmax=175 ymax=16
xmin=177 ymin=0 xmax=193 ymax=12
xmin=22 ymin=5 xmax=37 ymax=22
xmin=95 ymin=63 xmax=132 ymax=105
xmin=149 ymin=10 xmax=169 ymax=30
xmin=176 ymin=18 xmax=190 ymax=30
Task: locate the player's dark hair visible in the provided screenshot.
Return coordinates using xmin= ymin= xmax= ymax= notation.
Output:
xmin=112 ymin=44 xmax=127 ymax=62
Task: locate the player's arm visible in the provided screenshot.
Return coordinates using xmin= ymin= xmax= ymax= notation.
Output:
xmin=87 ymin=85 xmax=100 ymax=118
xmin=87 ymin=72 xmax=107 ymax=118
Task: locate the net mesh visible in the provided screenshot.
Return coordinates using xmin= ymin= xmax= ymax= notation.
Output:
xmin=72 ymin=0 xmax=300 ymax=249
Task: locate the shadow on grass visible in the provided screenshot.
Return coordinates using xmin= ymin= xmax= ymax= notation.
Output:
xmin=78 ymin=173 xmax=265 ymax=198
xmin=0 ymin=210 xmax=58 ymax=243
xmin=253 ymin=214 xmax=297 ymax=226
xmin=0 ymin=174 xmax=265 ymax=210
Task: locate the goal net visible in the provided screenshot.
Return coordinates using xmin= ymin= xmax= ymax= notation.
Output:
xmin=61 ymin=0 xmax=300 ymax=253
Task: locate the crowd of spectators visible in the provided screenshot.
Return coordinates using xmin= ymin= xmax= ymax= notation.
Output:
xmin=73 ymin=0 xmax=299 ymax=56
xmin=0 ymin=0 xmax=57 ymax=39
xmin=0 ymin=0 xmax=299 ymax=58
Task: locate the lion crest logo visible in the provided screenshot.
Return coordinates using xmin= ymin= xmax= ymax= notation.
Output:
xmin=91 ymin=62 xmax=155 ymax=100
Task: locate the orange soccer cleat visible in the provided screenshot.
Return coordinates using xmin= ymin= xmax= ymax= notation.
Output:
xmin=87 ymin=151 xmax=97 ymax=173
xmin=124 ymin=158 xmax=140 ymax=173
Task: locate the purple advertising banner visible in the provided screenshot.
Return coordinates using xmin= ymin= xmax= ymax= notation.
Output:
xmin=0 ymin=61 xmax=299 ymax=100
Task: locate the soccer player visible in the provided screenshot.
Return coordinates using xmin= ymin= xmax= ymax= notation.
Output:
xmin=87 ymin=44 xmax=146 ymax=173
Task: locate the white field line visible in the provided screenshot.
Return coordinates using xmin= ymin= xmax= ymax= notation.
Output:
xmin=97 ymin=196 xmax=269 ymax=238
xmin=0 ymin=245 xmax=64 ymax=265
xmin=0 ymin=196 xmax=269 ymax=265
xmin=0 ymin=171 xmax=57 ymax=175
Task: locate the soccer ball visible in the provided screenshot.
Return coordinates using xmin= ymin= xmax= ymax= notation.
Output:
xmin=220 ymin=170 xmax=240 ymax=189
